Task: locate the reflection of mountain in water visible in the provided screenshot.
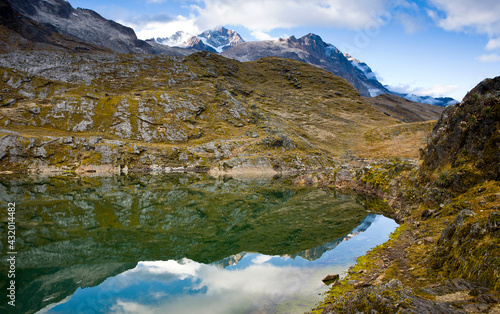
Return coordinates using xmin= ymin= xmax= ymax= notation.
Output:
xmin=17 ymin=262 xmax=136 ymax=314
xmin=213 ymin=214 xmax=379 ymax=267
xmin=214 ymin=253 xmax=248 ymax=268
xmin=0 ymin=174 xmax=380 ymax=313
xmin=292 ymin=214 xmax=377 ymax=261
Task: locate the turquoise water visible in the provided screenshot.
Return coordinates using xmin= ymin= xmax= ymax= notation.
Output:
xmin=0 ymin=174 xmax=397 ymax=314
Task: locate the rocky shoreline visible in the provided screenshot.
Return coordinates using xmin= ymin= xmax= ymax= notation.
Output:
xmin=309 ymin=77 xmax=500 ymax=314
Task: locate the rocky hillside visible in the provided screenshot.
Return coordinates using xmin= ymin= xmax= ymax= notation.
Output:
xmin=5 ymin=0 xmax=192 ymax=55
xmin=2 ymin=0 xmax=456 ymax=106
xmin=422 ymin=77 xmax=500 ymax=182
xmin=0 ymin=0 xmax=109 ymax=53
xmin=0 ymin=50 xmax=410 ymax=174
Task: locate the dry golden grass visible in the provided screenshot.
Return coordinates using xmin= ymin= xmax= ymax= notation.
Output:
xmin=354 ymin=121 xmax=436 ymax=159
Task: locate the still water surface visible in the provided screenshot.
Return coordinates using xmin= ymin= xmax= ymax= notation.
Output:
xmin=0 ymin=174 xmax=397 ymax=314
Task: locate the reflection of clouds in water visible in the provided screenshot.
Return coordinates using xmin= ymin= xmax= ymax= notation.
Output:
xmin=251 ymin=254 xmax=273 ymax=264
xmin=109 ymin=258 xmax=319 ymax=314
xmin=45 ymin=215 xmax=397 ymax=314
xmin=136 ymin=259 xmax=201 ymax=278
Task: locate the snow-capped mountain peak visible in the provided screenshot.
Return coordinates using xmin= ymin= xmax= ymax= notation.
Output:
xmin=197 ymin=27 xmax=245 ymax=52
xmin=153 ymin=31 xmax=194 ymax=48
xmin=154 ymin=27 xmax=245 ymax=53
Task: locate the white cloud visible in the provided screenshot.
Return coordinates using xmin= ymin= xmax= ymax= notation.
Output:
xmin=426 ymin=9 xmax=438 ymax=20
xmin=251 ymin=255 xmax=273 ymax=264
xmin=130 ymin=15 xmax=201 ymax=39
xmin=389 ymin=83 xmax=459 ymax=97
xmin=477 ymin=54 xmax=500 ymax=62
xmin=429 ymin=0 xmax=500 ymax=36
xmin=250 ymin=31 xmax=276 ymax=41
xmin=130 ymin=0 xmax=389 ymax=40
xmin=417 ymin=84 xmax=459 ymax=97
xmin=486 ymin=38 xmax=500 ymax=50
xmin=193 ymin=0 xmax=388 ymax=32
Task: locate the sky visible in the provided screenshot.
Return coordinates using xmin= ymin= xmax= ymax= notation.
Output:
xmin=67 ymin=0 xmax=500 ymax=101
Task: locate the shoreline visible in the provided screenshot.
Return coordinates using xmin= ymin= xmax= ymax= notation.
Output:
xmin=311 ymin=160 xmax=500 ymax=313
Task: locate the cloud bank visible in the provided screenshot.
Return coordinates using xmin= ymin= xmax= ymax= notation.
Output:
xmin=389 ymin=83 xmax=459 ymax=98
xmin=130 ymin=0 xmax=389 ymax=39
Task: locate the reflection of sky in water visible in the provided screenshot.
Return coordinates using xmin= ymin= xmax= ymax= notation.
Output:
xmin=39 ymin=215 xmax=397 ymax=314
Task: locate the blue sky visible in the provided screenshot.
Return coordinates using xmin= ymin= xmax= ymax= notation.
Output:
xmin=68 ymin=0 xmax=500 ymax=101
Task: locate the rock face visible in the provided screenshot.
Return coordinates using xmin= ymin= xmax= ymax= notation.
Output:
xmin=321 ymin=279 xmax=465 ymax=314
xmin=0 ymin=0 xmax=107 ymax=52
xmin=422 ymin=76 xmax=500 ymax=181
xmin=6 ymin=0 xmax=191 ymax=55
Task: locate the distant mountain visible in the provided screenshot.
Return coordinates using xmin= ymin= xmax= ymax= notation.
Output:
xmin=221 ymin=33 xmax=388 ymax=98
xmin=221 ymin=33 xmax=457 ymax=105
xmin=153 ymin=27 xmax=245 ymax=53
xmin=196 ymin=27 xmax=245 ymax=52
xmin=154 ymin=30 xmax=193 ymax=47
xmin=6 ymin=0 xmax=192 ymax=56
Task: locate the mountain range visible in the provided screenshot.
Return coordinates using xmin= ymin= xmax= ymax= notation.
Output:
xmin=151 ymin=28 xmax=457 ymax=106
xmin=1 ymin=0 xmax=456 ymax=106
xmin=153 ymin=27 xmax=245 ymax=53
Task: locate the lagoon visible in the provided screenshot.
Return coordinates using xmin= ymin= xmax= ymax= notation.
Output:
xmin=0 ymin=174 xmax=397 ymax=314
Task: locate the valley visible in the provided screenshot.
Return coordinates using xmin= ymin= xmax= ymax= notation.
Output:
xmin=0 ymin=0 xmax=499 ymax=313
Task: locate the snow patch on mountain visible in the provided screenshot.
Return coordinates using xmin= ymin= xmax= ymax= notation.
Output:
xmin=199 ymin=37 xmax=223 ymax=53
xmin=344 ymin=53 xmax=378 ymax=81
xmin=351 ymin=60 xmax=377 ymax=81
xmin=324 ymin=44 xmax=338 ymax=57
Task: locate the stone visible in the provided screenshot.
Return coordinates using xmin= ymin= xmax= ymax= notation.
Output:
xmin=29 ymin=106 xmax=41 ymax=114
xmin=421 ymin=209 xmax=434 ymax=220
xmin=354 ymin=281 xmax=372 ymax=289
xmin=423 ymin=237 xmax=435 ymax=243
xmin=322 ymin=273 xmax=339 ymax=283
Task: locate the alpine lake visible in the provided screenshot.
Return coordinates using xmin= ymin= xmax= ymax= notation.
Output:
xmin=0 ymin=173 xmax=398 ymax=314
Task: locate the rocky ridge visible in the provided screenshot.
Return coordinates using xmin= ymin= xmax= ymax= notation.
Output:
xmin=5 ymin=0 xmax=192 ymax=56
xmin=220 ymin=33 xmax=457 ymax=106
